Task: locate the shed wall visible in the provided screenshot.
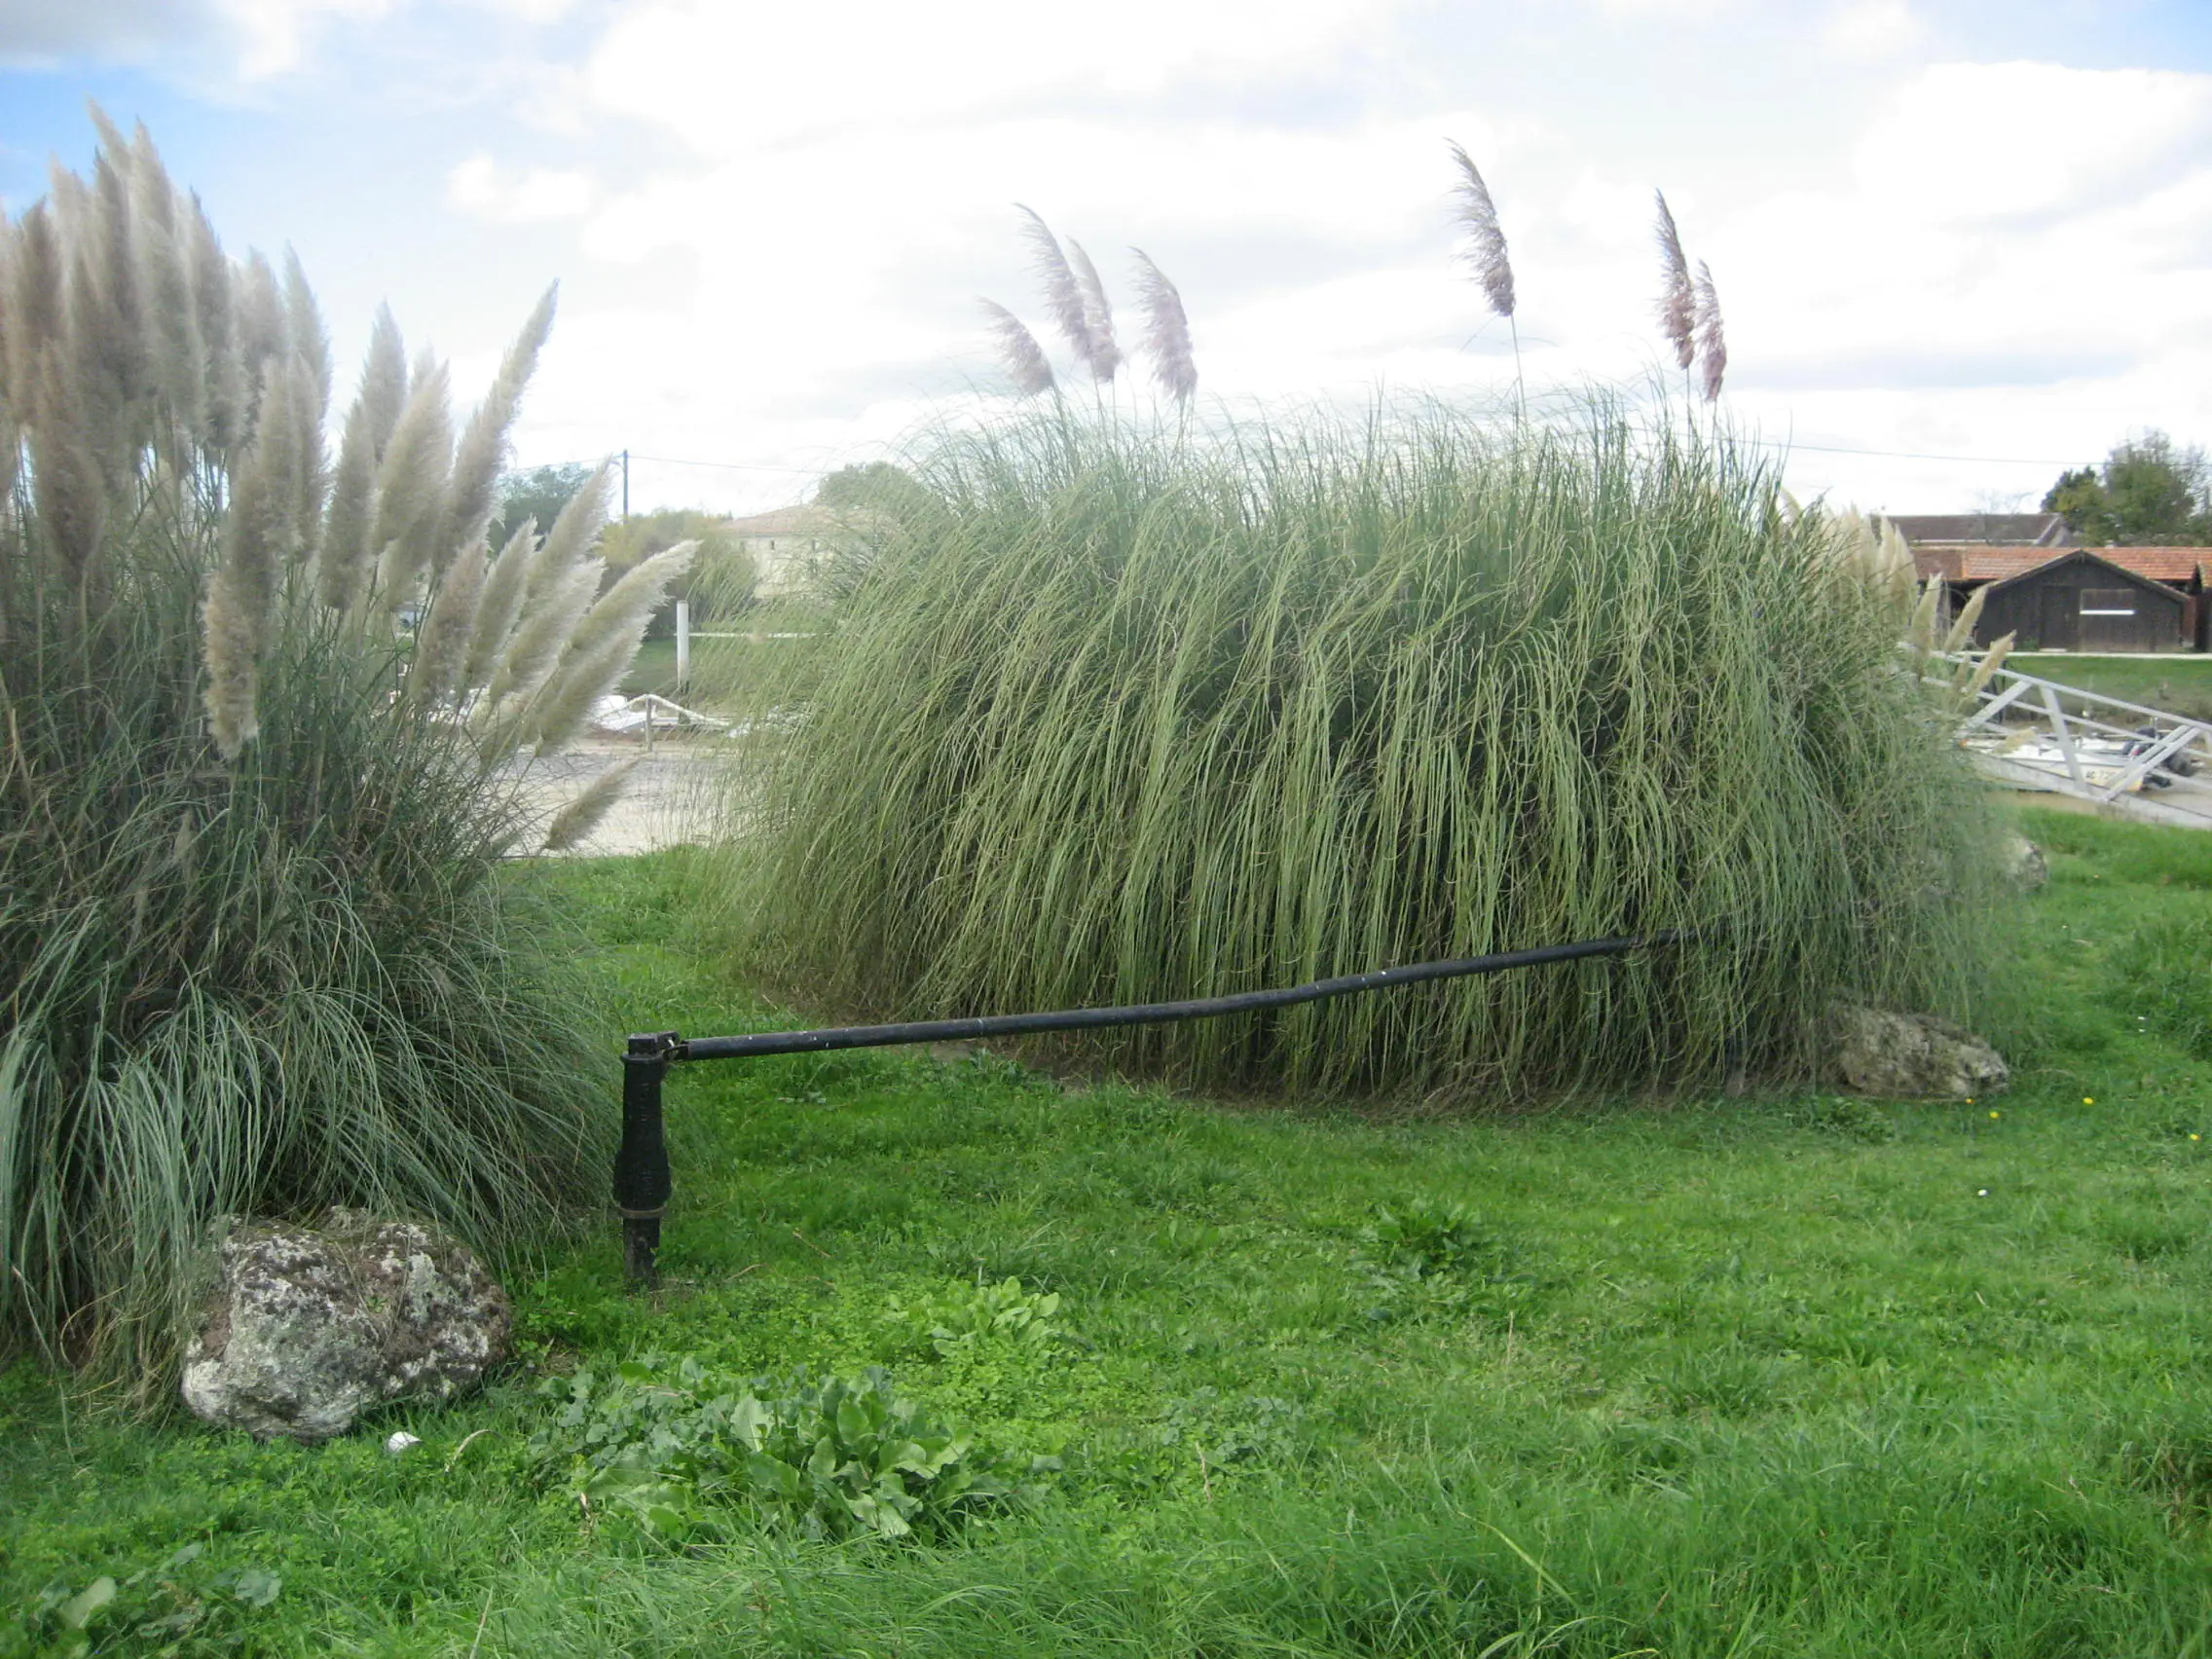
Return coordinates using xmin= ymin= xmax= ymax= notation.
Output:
xmin=1977 ymin=563 xmax=2186 ymax=653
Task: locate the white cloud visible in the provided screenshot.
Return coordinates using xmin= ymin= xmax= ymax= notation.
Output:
xmin=1823 ymin=0 xmax=1926 ymax=56
xmin=473 ymin=29 xmax=2212 ymax=516
xmin=447 ymin=152 xmax=596 ymax=220
xmin=215 ymin=0 xmax=397 ymax=78
xmin=584 ymin=0 xmax=1408 ymax=156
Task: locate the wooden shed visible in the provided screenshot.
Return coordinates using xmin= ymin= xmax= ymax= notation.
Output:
xmin=1972 ymin=549 xmax=2192 ymax=653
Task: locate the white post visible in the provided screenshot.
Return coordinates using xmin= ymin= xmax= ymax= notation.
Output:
xmin=675 ymin=601 xmax=690 ymax=695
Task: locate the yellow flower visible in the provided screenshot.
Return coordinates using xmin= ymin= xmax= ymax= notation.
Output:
xmin=2084 ymin=1096 xmax=2096 ymax=1105
xmin=1989 ymin=1110 xmax=2001 ymax=1121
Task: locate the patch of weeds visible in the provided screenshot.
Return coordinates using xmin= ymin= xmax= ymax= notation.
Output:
xmin=0 ymin=1545 xmax=282 ymax=1659
xmin=1088 ymin=1388 xmax=1310 ymax=1495
xmin=529 ymin=1354 xmax=1055 ymax=1546
xmin=1351 ymin=1198 xmax=1540 ymax=1327
xmin=877 ymin=1276 xmax=1069 ymax=1362
xmin=1783 ymin=1097 xmax=1899 ymax=1144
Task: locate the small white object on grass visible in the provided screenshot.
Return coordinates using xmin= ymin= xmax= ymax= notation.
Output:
xmin=1977 ymin=1189 xmax=1991 ymax=1198
xmin=385 ymin=1431 xmax=421 ymax=1456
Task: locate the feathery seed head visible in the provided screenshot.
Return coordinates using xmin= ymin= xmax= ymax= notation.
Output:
xmin=438 ymin=282 xmax=556 ymax=564
xmin=528 ymin=540 xmax=695 ymax=755
xmin=980 ymin=300 xmax=1056 ymax=397
xmin=1693 ymin=259 xmax=1726 ymax=402
xmin=1064 ymin=239 xmax=1121 ymax=383
xmin=1447 ymin=140 xmax=1516 ymax=320
xmin=235 ymin=250 xmax=285 ymax=436
xmin=185 ymin=194 xmax=240 ymax=453
xmin=463 ymin=517 xmax=538 ymax=689
xmin=482 ymin=558 xmax=601 ymax=734
xmin=370 ymin=357 xmax=454 ymax=611
xmin=525 ymin=460 xmax=612 ymax=601
xmin=408 ymin=534 xmax=489 ymax=711
xmin=282 ymin=247 xmax=331 ymax=415
xmin=1014 ymin=204 xmax=1094 ymax=371
xmin=542 ymin=758 xmax=641 ymax=852
xmin=1129 ymin=249 xmax=1197 ymax=407
xmin=203 ymin=359 xmax=313 ymax=754
xmin=1653 ymin=191 xmax=1695 ymax=371
xmin=318 ymin=392 xmax=379 ymax=612
xmin=359 ymin=306 xmax=408 ymax=461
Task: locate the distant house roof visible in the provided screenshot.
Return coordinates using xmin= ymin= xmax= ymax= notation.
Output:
xmin=1891 ymin=512 xmax=2076 ymax=548
xmin=722 ymin=505 xmax=830 ymax=537
xmin=1914 ymin=545 xmax=2209 ymax=587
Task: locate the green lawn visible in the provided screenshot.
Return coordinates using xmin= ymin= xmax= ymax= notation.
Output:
xmin=2012 ymin=652 xmax=2212 ymax=720
xmin=9 ymin=808 xmax=2212 ymax=1655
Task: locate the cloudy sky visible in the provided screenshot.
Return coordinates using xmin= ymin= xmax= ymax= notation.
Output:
xmin=4 ymin=0 xmax=2208 ymax=515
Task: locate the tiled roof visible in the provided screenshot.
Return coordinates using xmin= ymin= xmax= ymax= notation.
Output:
xmin=1913 ymin=546 xmax=2207 ymax=586
xmin=1891 ymin=512 xmax=2074 ymax=548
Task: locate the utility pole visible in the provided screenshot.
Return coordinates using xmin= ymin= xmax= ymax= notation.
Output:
xmin=621 ymin=449 xmax=630 ymax=522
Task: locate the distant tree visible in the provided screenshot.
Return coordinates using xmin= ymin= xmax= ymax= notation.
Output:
xmin=815 ymin=461 xmax=928 ymax=514
xmin=598 ymin=508 xmax=755 ymax=635
xmin=490 ymin=461 xmax=594 ymax=548
xmin=2044 ymin=433 xmax=2210 ymax=545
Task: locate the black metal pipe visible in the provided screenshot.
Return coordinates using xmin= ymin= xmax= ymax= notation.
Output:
xmin=679 ymin=930 xmax=1683 ymax=1062
xmin=615 ymin=1031 xmax=676 ymax=1288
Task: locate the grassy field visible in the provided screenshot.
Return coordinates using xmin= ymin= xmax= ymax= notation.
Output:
xmin=8 ymin=805 xmax=2212 ymax=1655
xmin=2011 ymin=652 xmax=2212 ymax=720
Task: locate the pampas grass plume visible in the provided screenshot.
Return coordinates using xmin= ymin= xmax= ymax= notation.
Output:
xmin=1064 ymin=239 xmax=1120 ymax=383
xmin=527 ymin=541 xmax=695 ymax=754
xmin=407 ymin=534 xmax=488 ymax=710
xmin=1447 ymin=141 xmax=1515 ymax=319
xmin=370 ymin=358 xmax=453 ymax=610
xmin=1654 ymin=191 xmax=1695 ymax=371
xmin=1941 ymin=583 xmax=1988 ymax=654
xmin=358 ymin=306 xmax=408 ymax=461
xmin=439 ymin=283 xmax=555 ymax=564
xmin=184 ymin=195 xmax=240 ymax=453
xmin=319 ymin=390 xmax=379 ymax=612
xmin=1129 ymin=249 xmax=1197 ymax=407
xmin=1015 ymin=204 xmax=1097 ymax=372
xmin=1694 ymin=259 xmax=1727 ymax=402
xmin=463 ymin=517 xmax=537 ymax=688
xmin=203 ymin=367 xmax=306 ymax=754
xmin=981 ymin=300 xmax=1055 ymax=397
xmin=542 ymin=758 xmax=639 ymax=853
xmin=281 ymin=248 xmax=330 ymax=414
xmin=522 ymin=460 xmax=612 ymax=604
xmin=486 ymin=559 xmax=601 ymax=724
xmin=236 ymin=250 xmax=285 ymax=431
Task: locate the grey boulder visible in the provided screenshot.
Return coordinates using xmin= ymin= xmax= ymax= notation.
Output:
xmin=1830 ymin=1005 xmax=2009 ymax=1100
xmin=182 ymin=1209 xmax=510 ymax=1442
xmin=2005 ymin=835 xmax=2049 ymax=892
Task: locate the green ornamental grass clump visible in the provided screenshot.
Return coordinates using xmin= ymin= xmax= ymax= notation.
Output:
xmin=731 ymin=405 xmax=2002 ymax=1098
xmin=0 ymin=118 xmax=690 ymax=1390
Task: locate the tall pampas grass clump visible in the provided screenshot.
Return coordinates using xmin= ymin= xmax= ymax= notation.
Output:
xmin=0 ymin=117 xmax=682 ymax=1395
xmin=724 ymin=401 xmax=2004 ymax=1100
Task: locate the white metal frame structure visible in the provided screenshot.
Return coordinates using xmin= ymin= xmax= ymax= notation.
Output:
xmin=1931 ymin=650 xmax=2212 ymax=830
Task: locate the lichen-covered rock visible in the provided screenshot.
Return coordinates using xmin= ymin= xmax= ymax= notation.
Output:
xmin=1830 ymin=1005 xmax=2009 ymax=1100
xmin=181 ymin=1209 xmax=509 ymax=1442
xmin=2006 ymin=835 xmax=2048 ymax=893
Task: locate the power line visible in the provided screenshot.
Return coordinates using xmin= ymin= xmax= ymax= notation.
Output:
xmin=625 ymin=452 xmax=822 ymax=475
xmin=1742 ymin=437 xmax=2079 ymax=467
